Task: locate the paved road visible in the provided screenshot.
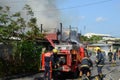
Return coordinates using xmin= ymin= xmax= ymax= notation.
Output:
xmin=91 ymin=54 xmax=120 ymax=80
xmin=11 ymin=55 xmax=120 ymax=80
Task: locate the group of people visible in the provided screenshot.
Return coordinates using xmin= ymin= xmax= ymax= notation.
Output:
xmin=108 ymin=50 xmax=117 ymax=65
xmin=43 ymin=48 xmax=106 ymax=80
xmin=79 ymin=49 xmax=105 ymax=80
xmin=44 ymin=48 xmax=59 ymax=80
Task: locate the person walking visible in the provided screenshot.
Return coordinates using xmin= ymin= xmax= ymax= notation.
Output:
xmin=108 ymin=50 xmax=113 ymax=63
xmin=95 ymin=49 xmax=105 ymax=79
xmin=112 ymin=49 xmax=117 ymax=66
xmin=118 ymin=49 xmax=120 ymax=60
xmin=44 ymin=49 xmax=53 ymax=80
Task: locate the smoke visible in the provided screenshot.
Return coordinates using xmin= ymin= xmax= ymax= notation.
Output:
xmin=61 ymin=27 xmax=80 ymax=45
xmin=0 ymin=0 xmax=60 ymax=33
xmin=0 ymin=0 xmax=25 ymax=12
xmin=27 ymin=0 xmax=60 ymax=32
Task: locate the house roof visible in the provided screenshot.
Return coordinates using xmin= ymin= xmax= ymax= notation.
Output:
xmin=45 ymin=33 xmax=57 ymax=40
xmin=88 ymin=43 xmax=111 ymax=47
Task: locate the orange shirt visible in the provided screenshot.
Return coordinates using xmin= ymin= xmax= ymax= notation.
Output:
xmin=44 ymin=52 xmax=52 ymax=57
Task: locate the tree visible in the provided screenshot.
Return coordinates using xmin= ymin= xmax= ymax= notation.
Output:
xmin=80 ymin=35 xmax=89 ymax=42
xmin=0 ymin=5 xmax=44 ymax=77
xmin=89 ymin=35 xmax=102 ymax=43
xmin=0 ymin=5 xmax=45 ymax=42
xmin=80 ymin=35 xmax=102 ymax=44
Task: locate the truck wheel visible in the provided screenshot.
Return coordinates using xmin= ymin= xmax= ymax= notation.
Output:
xmin=73 ymin=69 xmax=79 ymax=78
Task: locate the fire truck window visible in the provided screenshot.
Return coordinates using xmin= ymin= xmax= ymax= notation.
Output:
xmin=58 ymin=56 xmax=66 ymax=65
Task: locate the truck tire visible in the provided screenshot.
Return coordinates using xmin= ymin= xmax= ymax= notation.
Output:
xmin=73 ymin=69 xmax=79 ymax=78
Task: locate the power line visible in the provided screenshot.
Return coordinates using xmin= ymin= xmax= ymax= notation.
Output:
xmin=58 ymin=0 xmax=112 ymax=10
xmin=1 ymin=0 xmax=112 ymax=13
xmin=30 ymin=0 xmax=113 ymax=12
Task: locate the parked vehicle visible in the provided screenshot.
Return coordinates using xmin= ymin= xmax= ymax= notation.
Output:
xmin=40 ymin=43 xmax=87 ymax=79
xmin=40 ymin=24 xmax=88 ymax=79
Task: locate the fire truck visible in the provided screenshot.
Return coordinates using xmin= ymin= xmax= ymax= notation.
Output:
xmin=40 ymin=24 xmax=87 ymax=79
xmin=40 ymin=42 xmax=87 ymax=79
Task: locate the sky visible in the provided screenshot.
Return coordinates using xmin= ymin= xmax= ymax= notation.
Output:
xmin=56 ymin=0 xmax=120 ymax=37
xmin=0 ymin=0 xmax=120 ymax=37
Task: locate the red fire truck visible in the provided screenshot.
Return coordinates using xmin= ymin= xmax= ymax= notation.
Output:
xmin=40 ymin=25 xmax=87 ymax=79
xmin=40 ymin=43 xmax=87 ymax=79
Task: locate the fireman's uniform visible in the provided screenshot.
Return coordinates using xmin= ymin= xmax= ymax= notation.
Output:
xmin=52 ymin=49 xmax=59 ymax=68
xmin=51 ymin=49 xmax=59 ymax=80
xmin=95 ymin=49 xmax=105 ymax=77
xmin=44 ymin=52 xmax=52 ymax=80
xmin=79 ymin=56 xmax=93 ymax=78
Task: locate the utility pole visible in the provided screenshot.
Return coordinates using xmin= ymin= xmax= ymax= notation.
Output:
xmin=40 ymin=24 xmax=43 ymax=33
xmin=60 ymin=23 xmax=62 ymax=42
xmin=84 ymin=25 xmax=86 ymax=34
xmin=69 ymin=25 xmax=71 ymax=41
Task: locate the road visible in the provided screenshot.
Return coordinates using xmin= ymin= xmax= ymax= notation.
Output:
xmin=11 ymin=55 xmax=120 ymax=80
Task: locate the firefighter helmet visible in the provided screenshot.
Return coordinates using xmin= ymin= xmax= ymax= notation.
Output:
xmin=53 ymin=49 xmax=58 ymax=53
xmin=94 ymin=47 xmax=101 ymax=52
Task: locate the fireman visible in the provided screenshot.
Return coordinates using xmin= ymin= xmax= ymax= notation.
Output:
xmin=44 ymin=49 xmax=53 ymax=80
xmin=51 ymin=48 xmax=59 ymax=80
xmin=79 ymin=52 xmax=93 ymax=79
xmin=95 ymin=49 xmax=105 ymax=78
xmin=52 ymin=48 xmax=59 ymax=68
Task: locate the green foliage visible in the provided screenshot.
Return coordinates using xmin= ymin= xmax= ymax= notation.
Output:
xmin=0 ymin=40 xmax=43 ymax=77
xmin=0 ymin=59 xmax=4 ymax=77
xmin=19 ymin=40 xmax=42 ymax=72
xmin=0 ymin=5 xmax=42 ymax=41
xmin=80 ymin=35 xmax=102 ymax=43
xmin=80 ymin=35 xmax=89 ymax=42
xmin=12 ymin=12 xmax=21 ymax=17
xmin=0 ymin=6 xmax=3 ymax=10
xmin=0 ymin=5 xmax=45 ymax=77
xmin=0 ymin=6 xmax=21 ymax=41
xmin=23 ymin=4 xmax=34 ymax=16
xmin=89 ymin=35 xmax=102 ymax=43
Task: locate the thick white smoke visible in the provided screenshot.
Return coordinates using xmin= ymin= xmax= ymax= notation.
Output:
xmin=27 ymin=0 xmax=60 ymax=32
xmin=0 ymin=0 xmax=60 ymax=33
